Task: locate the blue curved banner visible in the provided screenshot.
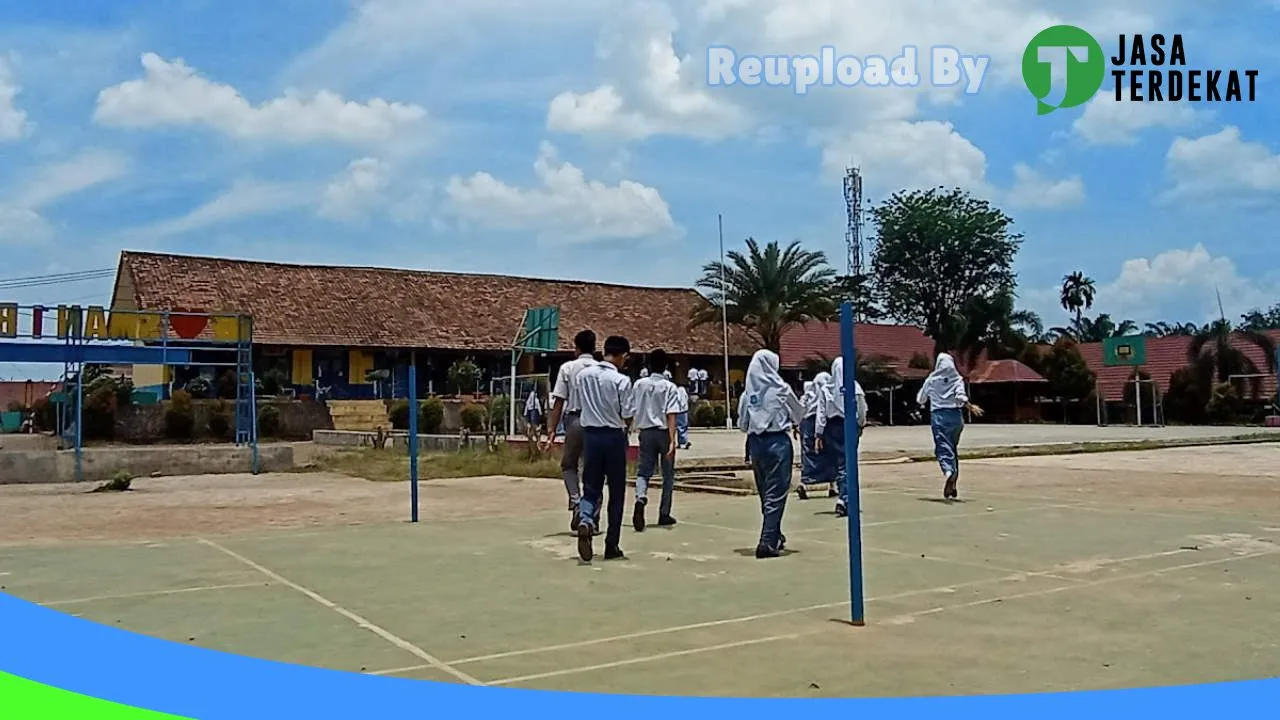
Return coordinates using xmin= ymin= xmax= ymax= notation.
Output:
xmin=0 ymin=591 xmax=1274 ymax=718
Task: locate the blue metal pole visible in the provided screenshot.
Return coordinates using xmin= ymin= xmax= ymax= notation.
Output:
xmin=75 ymin=367 xmax=84 ymax=483
xmin=409 ymin=363 xmax=419 ymax=523
xmin=250 ymin=370 xmax=260 ymax=475
xmin=839 ymin=302 xmax=865 ymax=626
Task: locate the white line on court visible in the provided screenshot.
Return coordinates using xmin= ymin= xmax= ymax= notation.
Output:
xmin=487 ymin=631 xmax=819 ymax=686
xmin=480 ymin=548 xmax=1280 ymax=686
xmin=42 ymin=582 xmax=268 ymax=607
xmin=196 ymin=537 xmax=484 ymax=686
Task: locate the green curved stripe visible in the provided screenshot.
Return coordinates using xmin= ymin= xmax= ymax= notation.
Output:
xmin=0 ymin=671 xmax=191 ymax=718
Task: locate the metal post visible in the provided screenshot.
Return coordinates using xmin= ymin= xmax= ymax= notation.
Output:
xmin=409 ymin=363 xmax=419 ymax=523
xmin=839 ymin=302 xmax=865 ymax=626
xmin=249 ymin=370 xmax=260 ymax=475
xmin=509 ymin=350 xmax=518 ymax=439
xmin=1134 ymin=368 xmax=1143 ymax=427
xmin=718 ymin=213 xmax=732 ymax=428
xmin=74 ymin=367 xmax=84 ymax=483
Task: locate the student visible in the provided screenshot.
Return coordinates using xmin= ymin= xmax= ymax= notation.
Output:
xmin=632 ymin=350 xmax=681 ymax=532
xmin=796 ymin=379 xmax=818 ymax=498
xmin=916 ymin=352 xmax=983 ymax=500
xmin=542 ymin=330 xmax=599 ymax=532
xmin=575 ymin=335 xmax=637 ymax=562
xmin=737 ymin=349 xmax=804 ymax=559
xmin=524 ymin=388 xmax=543 ymax=437
xmin=639 ymin=367 xmax=650 ymax=379
xmin=667 ymin=370 xmax=691 ymax=449
xmin=814 ymin=358 xmax=866 ymax=517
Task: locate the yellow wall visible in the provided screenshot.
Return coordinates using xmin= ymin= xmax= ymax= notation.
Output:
xmin=132 ymin=364 xmax=168 ymax=389
xmin=292 ymin=349 xmax=313 ymax=385
xmin=349 ymin=350 xmax=375 ymax=384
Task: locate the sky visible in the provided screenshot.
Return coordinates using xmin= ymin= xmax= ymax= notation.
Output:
xmin=1 ymin=0 xmax=1279 ymax=380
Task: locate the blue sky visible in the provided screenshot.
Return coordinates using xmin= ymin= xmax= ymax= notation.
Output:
xmin=1 ymin=0 xmax=1279 ymax=379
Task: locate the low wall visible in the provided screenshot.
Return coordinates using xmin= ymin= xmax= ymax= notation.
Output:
xmin=0 ymin=443 xmax=295 ymax=485
xmin=115 ymin=400 xmax=332 ymax=442
xmin=313 ymin=429 xmax=487 ymax=453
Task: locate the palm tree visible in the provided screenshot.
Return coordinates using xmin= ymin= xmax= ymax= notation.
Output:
xmin=691 ymin=238 xmax=838 ymax=352
xmin=1051 ymin=313 xmax=1137 ymax=343
xmin=1186 ymin=318 xmax=1277 ymax=397
xmin=944 ymin=292 xmax=1042 ymax=368
xmin=803 ymin=351 xmax=902 ymax=391
xmin=1059 ymin=271 xmax=1097 ymax=323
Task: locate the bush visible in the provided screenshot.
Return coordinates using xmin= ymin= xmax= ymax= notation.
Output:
xmin=1205 ymin=382 xmax=1243 ymax=425
xmin=165 ymin=390 xmax=195 ymax=440
xmin=487 ymin=395 xmax=511 ymax=432
xmin=260 ymin=367 xmax=289 ymax=396
xmin=421 ymin=397 xmax=444 ymax=434
xmin=447 ymin=359 xmax=482 ymax=395
xmin=692 ymin=401 xmax=716 ymax=427
xmin=217 ymin=370 xmax=238 ymax=400
xmin=388 ymin=400 xmax=412 ymax=430
xmin=460 ymin=403 xmax=485 ymax=432
xmin=184 ymin=376 xmax=213 ymax=399
xmin=208 ymin=400 xmax=233 ymax=440
xmin=711 ymin=403 xmax=727 ymax=428
xmin=1165 ymin=366 xmax=1210 ymax=425
xmin=31 ymin=397 xmax=55 ymax=432
xmin=82 ymin=383 xmax=118 ymax=440
xmin=258 ymin=404 xmax=282 ymax=437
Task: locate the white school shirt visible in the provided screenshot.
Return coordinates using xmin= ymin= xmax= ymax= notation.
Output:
xmin=551 ymin=354 xmax=596 ymax=413
xmin=576 ymin=361 xmax=636 ymax=430
xmin=674 ymin=385 xmax=690 ymax=414
xmin=632 ymin=375 xmax=681 ymax=430
xmin=736 ymin=383 xmax=804 ymax=435
xmin=524 ymin=392 xmax=541 ymax=414
xmin=816 ymin=379 xmax=867 ymax=435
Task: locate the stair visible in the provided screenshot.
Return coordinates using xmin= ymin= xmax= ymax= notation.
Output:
xmin=328 ymin=400 xmax=391 ymax=432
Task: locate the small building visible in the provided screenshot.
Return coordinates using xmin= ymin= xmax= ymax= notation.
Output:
xmin=109 ymin=251 xmax=758 ymax=400
xmin=966 ymin=358 xmax=1049 ymax=423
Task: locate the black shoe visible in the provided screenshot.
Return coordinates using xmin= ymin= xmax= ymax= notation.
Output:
xmin=657 ymin=515 xmax=676 ymax=527
xmin=570 ymin=505 xmax=581 ymax=533
xmin=577 ymin=523 xmax=594 ymax=562
xmin=755 ymin=544 xmax=781 ymax=559
xmin=944 ymin=476 xmax=957 ymax=499
xmin=797 ymin=485 xmax=808 ymax=500
xmin=828 ymin=486 xmax=838 ymax=498
xmin=633 ymin=499 xmax=647 ymax=532
xmin=779 ymin=534 xmax=787 ymax=550
xmin=834 ymin=502 xmax=848 ymax=518
xmin=604 ymin=546 xmax=626 ymax=561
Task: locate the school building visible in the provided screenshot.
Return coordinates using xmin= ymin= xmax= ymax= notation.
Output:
xmin=108 ymin=251 xmax=760 ymax=400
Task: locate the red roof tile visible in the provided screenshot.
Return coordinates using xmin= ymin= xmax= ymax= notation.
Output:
xmin=1077 ymin=331 xmax=1280 ymax=401
xmin=113 ymin=251 xmax=759 ymax=356
xmin=969 ymin=359 xmax=1048 ymax=384
xmin=780 ymin=322 xmax=936 ymax=373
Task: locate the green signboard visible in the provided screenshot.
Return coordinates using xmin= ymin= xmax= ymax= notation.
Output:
xmin=1103 ymin=335 xmax=1147 ymax=366
xmin=519 ymin=306 xmax=560 ymax=353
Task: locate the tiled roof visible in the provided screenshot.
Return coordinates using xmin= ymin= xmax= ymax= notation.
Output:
xmin=1078 ymin=331 xmax=1280 ymax=401
xmin=779 ymin=322 xmax=936 ymax=373
xmin=969 ymin=359 xmax=1047 ymax=384
xmin=113 ymin=251 xmax=760 ymax=355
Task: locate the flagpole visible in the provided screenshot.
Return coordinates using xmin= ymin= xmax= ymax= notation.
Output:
xmin=719 ymin=214 xmax=732 ymax=429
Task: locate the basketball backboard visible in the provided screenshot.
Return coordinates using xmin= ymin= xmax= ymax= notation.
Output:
xmin=1102 ymin=335 xmax=1146 ymax=366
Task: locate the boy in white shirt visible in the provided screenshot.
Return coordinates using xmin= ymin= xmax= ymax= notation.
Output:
xmin=631 ymin=350 xmax=681 ymax=532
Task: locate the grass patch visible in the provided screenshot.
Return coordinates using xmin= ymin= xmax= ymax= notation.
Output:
xmin=311 ymin=446 xmax=567 ymax=481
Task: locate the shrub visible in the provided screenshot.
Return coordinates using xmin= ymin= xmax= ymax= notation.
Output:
xmin=184 ymin=376 xmax=213 ymax=399
xmin=486 ymin=395 xmax=511 ymax=432
xmin=82 ymin=383 xmax=118 ymax=440
xmin=1205 ymin=382 xmax=1243 ymax=425
xmin=208 ymin=400 xmax=233 ymax=440
xmin=692 ymin=401 xmax=716 ymax=427
xmin=447 ymin=359 xmax=482 ymax=395
xmin=31 ymin=397 xmax=55 ymax=432
xmin=421 ymin=397 xmax=445 ymax=434
xmin=711 ymin=403 xmax=727 ymax=428
xmin=261 ymin=367 xmax=289 ymax=396
xmin=460 ymin=403 xmax=485 ymax=432
xmin=1165 ymin=366 xmax=1210 ymax=425
xmin=165 ymin=390 xmax=195 ymax=440
xmin=217 ymin=370 xmax=238 ymax=400
xmin=388 ymin=400 xmax=412 ymax=430
xmin=258 ymin=404 xmax=282 ymax=438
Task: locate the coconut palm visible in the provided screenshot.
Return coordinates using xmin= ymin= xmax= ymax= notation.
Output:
xmin=1185 ymin=319 xmax=1277 ymax=397
xmin=1051 ymin=313 xmax=1137 ymax=343
xmin=691 ymin=238 xmax=838 ymax=352
xmin=802 ymin=351 xmax=902 ymax=392
xmin=1059 ymin=271 xmax=1097 ymax=323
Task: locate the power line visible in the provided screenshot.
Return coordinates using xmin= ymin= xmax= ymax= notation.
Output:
xmin=0 ymin=268 xmax=115 ymax=290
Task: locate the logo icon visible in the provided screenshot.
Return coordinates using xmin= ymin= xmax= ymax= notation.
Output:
xmin=1022 ymin=25 xmax=1105 ymax=115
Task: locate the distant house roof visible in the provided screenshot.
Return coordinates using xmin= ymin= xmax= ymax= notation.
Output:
xmin=969 ymin=359 xmax=1047 ymax=384
xmin=1078 ymin=332 xmax=1280 ymax=401
xmin=780 ymin=322 xmax=936 ymax=372
xmin=111 ymin=251 xmax=759 ymax=356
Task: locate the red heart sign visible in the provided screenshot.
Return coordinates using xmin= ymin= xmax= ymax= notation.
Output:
xmin=169 ymin=310 xmax=209 ymax=340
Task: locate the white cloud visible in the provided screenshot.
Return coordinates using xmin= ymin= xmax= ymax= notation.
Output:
xmin=95 ymin=53 xmax=427 ymax=145
xmin=547 ymin=2 xmax=747 ymax=141
xmin=146 ymin=179 xmax=314 ymax=237
xmin=318 ymin=157 xmax=391 ymax=221
xmin=819 ymin=120 xmax=991 ymax=196
xmin=1072 ymin=86 xmax=1202 ymax=146
xmin=1004 ymin=163 xmax=1085 ymax=210
xmin=16 ymin=150 xmax=130 ymax=208
xmin=0 ymin=205 xmax=52 ymax=245
xmin=445 ymin=141 xmax=679 ymax=244
xmin=1162 ymin=126 xmax=1280 ymax=202
xmin=0 ymin=56 xmax=32 ymax=141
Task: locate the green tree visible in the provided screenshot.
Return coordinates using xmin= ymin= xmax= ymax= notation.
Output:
xmin=832 ymin=273 xmax=885 ymax=322
xmin=869 ymin=188 xmax=1022 ymax=353
xmin=691 ymin=238 xmax=838 ymax=352
xmin=1058 ymin=271 xmax=1096 ymax=324
xmin=1051 ymin=313 xmax=1138 ymax=342
xmin=940 ymin=291 xmax=1043 ymax=368
xmin=1186 ymin=319 xmax=1277 ymax=397
xmin=801 ymin=351 xmax=901 ymax=392
xmin=1239 ymin=303 xmax=1280 ymax=331
xmin=447 ymin=358 xmax=482 ymax=395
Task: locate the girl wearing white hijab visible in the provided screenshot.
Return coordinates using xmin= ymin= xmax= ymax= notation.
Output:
xmin=737 ymin=349 xmax=804 ymax=558
xmin=916 ymin=352 xmax=983 ymax=499
xmin=796 ymin=377 xmax=822 ymax=499
xmin=524 ymin=388 xmax=544 ymax=437
xmin=814 ymin=357 xmax=866 ymax=516
xmin=666 ymin=370 xmax=691 ymax=449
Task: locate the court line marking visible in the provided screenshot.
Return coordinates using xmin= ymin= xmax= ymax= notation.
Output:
xmin=369 ymin=544 xmax=1204 ymax=676
xmin=196 ymin=537 xmax=484 ymax=686
xmin=487 ymin=631 xmax=819 ymax=686
xmin=481 ymin=548 xmax=1278 ymax=686
xmin=42 ymin=582 xmax=269 ymax=607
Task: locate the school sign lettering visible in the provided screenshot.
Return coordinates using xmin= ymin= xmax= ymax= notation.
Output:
xmin=0 ymin=303 xmax=250 ymax=343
